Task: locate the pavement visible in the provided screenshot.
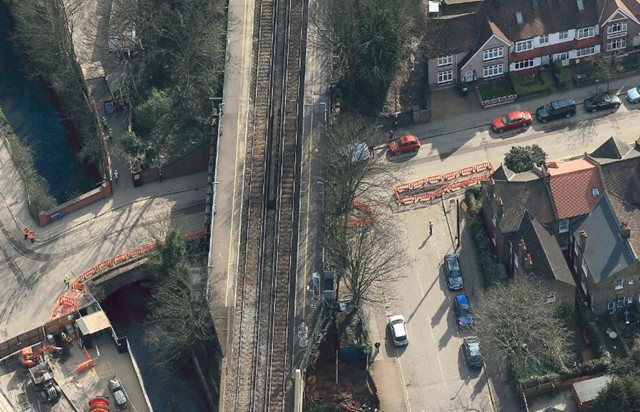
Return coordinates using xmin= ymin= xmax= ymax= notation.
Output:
xmin=0 ymin=0 xmax=206 ymax=340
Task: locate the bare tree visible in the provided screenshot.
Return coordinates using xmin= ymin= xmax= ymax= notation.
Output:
xmin=595 ymin=52 xmax=625 ymax=92
xmin=473 ymin=276 xmax=573 ymax=377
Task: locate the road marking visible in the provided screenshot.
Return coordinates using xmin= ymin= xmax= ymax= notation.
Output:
xmin=395 ymin=349 xmax=412 ymax=412
xmin=225 ymin=0 xmax=251 ymax=307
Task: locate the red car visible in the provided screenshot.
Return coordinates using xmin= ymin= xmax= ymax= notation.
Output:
xmin=491 ymin=110 xmax=532 ymax=133
xmin=389 ymin=135 xmax=421 ymax=154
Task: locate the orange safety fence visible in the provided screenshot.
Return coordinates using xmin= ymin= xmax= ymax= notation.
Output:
xmin=394 ymin=163 xmax=494 ymax=205
xmin=347 ymin=200 xmax=376 ymax=227
xmin=51 ymin=229 xmax=206 ymax=320
xmin=75 ymin=347 xmax=94 ymax=373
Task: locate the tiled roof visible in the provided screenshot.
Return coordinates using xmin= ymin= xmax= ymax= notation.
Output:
xmin=480 ymin=0 xmax=601 ymax=41
xmin=426 ymin=13 xmax=480 ymax=57
xmin=572 ymin=194 xmax=636 ymax=284
xmin=599 ymin=0 xmax=640 ymax=23
xmin=483 ymin=178 xmax=555 ymax=233
xmin=517 ymin=211 xmax=575 ymax=287
xmin=590 ymin=136 xmax=632 ymax=160
xmin=546 ymin=158 xmax=604 ymax=220
xmin=600 ymin=156 xmax=640 ymax=255
xmin=621 ymin=0 xmax=640 ymax=17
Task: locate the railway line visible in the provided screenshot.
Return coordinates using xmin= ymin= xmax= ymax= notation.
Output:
xmin=224 ymin=0 xmax=306 ymax=410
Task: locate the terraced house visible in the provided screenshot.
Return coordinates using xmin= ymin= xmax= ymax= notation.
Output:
xmin=426 ymin=0 xmax=640 ymax=89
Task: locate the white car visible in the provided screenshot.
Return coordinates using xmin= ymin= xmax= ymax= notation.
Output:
xmin=388 ymin=315 xmax=408 ymax=346
xmin=627 ymin=86 xmax=640 ymax=103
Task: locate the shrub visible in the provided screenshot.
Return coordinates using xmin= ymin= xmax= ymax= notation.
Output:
xmin=552 ymin=61 xmax=568 ymax=89
xmin=465 ymin=189 xmax=500 ymax=288
xmin=509 ymin=72 xmax=551 ymax=98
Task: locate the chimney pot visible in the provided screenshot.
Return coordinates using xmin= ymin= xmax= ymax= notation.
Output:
xmin=579 ymin=230 xmax=587 ymax=249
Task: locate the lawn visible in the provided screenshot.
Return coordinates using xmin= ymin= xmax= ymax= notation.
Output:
xmin=509 ymin=71 xmax=551 ymax=98
xmin=477 ymin=78 xmax=516 ymax=100
xmin=594 ymin=316 xmax=627 ymax=358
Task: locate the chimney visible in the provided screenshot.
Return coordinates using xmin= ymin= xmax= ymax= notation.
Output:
xmin=579 ymin=230 xmax=588 ymax=250
xmin=487 ymin=178 xmax=496 ymax=198
xmin=525 ymin=253 xmax=533 ymax=271
xmin=621 ymin=222 xmax=631 ymax=239
xmin=496 ymin=196 xmax=504 ymax=218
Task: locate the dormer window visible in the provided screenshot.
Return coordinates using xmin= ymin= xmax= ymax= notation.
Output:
xmin=615 ymin=279 xmax=624 ymax=290
xmin=592 ymin=188 xmax=600 ymax=196
xmin=559 ymin=219 xmax=569 ymax=234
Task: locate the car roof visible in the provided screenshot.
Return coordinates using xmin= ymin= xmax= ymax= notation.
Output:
xmin=389 ymin=315 xmax=407 ymax=336
xmin=507 ymin=111 xmax=524 ymax=119
xmin=456 ymin=294 xmax=469 ymax=305
xmin=464 ymin=336 xmax=482 ymax=356
xmin=550 ymin=98 xmax=575 ymax=108
xmin=400 ymin=135 xmax=417 ymax=143
xmin=389 ymin=314 xmax=405 ymax=324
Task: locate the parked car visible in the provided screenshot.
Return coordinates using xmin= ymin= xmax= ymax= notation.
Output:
xmin=341 ymin=142 xmax=371 ymax=163
xmin=535 ymin=98 xmax=576 ymax=123
xmin=491 ymin=110 xmax=532 ymax=133
xmin=462 ymin=336 xmax=484 ymax=369
xmin=388 ymin=315 xmax=408 ymax=346
xmin=453 ymin=294 xmax=474 ymax=328
xmin=444 ymin=253 xmax=464 ymax=290
xmin=583 ymin=93 xmax=621 ymax=112
xmin=388 ymin=135 xmax=420 ymax=155
xmin=627 ymin=86 xmax=640 ymax=103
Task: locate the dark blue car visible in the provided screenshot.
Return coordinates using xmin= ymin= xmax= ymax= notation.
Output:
xmin=453 ymin=293 xmax=474 ymax=328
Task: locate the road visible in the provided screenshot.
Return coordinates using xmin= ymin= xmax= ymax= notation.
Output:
xmin=369 ymin=95 xmax=640 ymax=411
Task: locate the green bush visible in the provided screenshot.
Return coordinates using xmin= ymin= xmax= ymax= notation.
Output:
xmin=509 ymin=72 xmax=551 ymax=98
xmin=465 ymin=188 xmax=500 ymax=288
xmin=552 ymin=61 xmax=568 ymax=89
xmin=0 ymin=110 xmax=57 ymax=218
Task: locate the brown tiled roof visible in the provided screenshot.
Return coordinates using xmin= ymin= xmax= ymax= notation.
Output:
xmin=620 ymin=0 xmax=640 ymax=17
xmin=480 ymin=0 xmax=600 ymax=41
xmin=546 ymin=158 xmax=604 ymax=220
xmin=426 ymin=13 xmax=480 ymax=58
xmin=599 ymin=156 xmax=640 ymax=255
xmin=599 ymin=0 xmax=640 ymax=23
xmin=483 ymin=178 xmax=555 ymax=233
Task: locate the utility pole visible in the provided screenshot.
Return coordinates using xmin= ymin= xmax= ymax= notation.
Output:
xmin=456 ymin=198 xmax=461 ymax=249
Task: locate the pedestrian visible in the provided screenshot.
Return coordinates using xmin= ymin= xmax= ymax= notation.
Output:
xmin=113 ymin=169 xmax=119 ymax=184
xmin=23 ymin=227 xmax=29 ymax=240
xmin=28 ymin=230 xmax=35 ymax=244
xmin=387 ymin=129 xmax=394 ymax=142
xmin=64 ymin=275 xmax=71 ymax=290
xmin=101 ymin=116 xmax=108 ymax=129
xmin=108 ymin=128 xmax=113 ymax=141
xmin=429 ymin=221 xmax=433 ymax=236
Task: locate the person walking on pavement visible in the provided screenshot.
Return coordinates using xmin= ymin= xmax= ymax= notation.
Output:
xmin=429 ymin=221 xmax=433 ymax=236
xmin=113 ymin=169 xmax=119 ymax=184
xmin=28 ymin=230 xmax=35 ymax=244
xmin=64 ymin=275 xmax=71 ymax=290
xmin=23 ymin=227 xmax=29 ymax=240
xmin=108 ymin=128 xmax=113 ymax=141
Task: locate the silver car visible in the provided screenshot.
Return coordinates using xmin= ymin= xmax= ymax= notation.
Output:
xmin=627 ymin=86 xmax=640 ymax=103
xmin=388 ymin=315 xmax=408 ymax=346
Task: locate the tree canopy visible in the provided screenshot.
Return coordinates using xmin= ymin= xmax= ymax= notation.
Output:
xmin=504 ymin=145 xmax=547 ymax=173
xmin=592 ymin=375 xmax=640 ymax=412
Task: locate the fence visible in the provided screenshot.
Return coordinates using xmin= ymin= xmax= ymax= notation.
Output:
xmin=393 ymin=162 xmax=494 ymax=206
xmin=481 ymin=94 xmax=517 ymax=109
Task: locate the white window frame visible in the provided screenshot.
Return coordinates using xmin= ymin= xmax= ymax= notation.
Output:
xmin=628 ymin=296 xmax=634 ymax=305
xmin=437 ymin=70 xmax=453 ymax=84
xmin=483 ymin=47 xmax=504 ymax=61
xmin=558 ymin=52 xmax=569 ymax=61
xmin=539 ymin=35 xmax=549 ymax=45
xmin=483 ymin=64 xmax=504 ymax=78
xmin=559 ymin=31 xmax=569 ymax=40
xmin=514 ymin=39 xmax=534 ymax=52
xmin=615 ymin=279 xmax=624 ymax=290
xmin=618 ymin=296 xmax=626 ymax=308
xmin=576 ymin=46 xmax=596 ymax=57
xmin=513 ymin=59 xmax=535 ymax=70
xmin=607 ymin=38 xmax=626 ymax=52
xmin=546 ymin=293 xmax=557 ymax=303
xmin=608 ymin=21 xmax=627 ymax=35
xmin=629 ymin=279 xmax=634 ymax=286
xmin=437 ymin=55 xmax=453 ymax=67
xmin=559 ymin=219 xmax=569 ymax=234
xmin=576 ymin=27 xmax=595 ymax=39
xmin=608 ymin=301 xmax=616 ymax=312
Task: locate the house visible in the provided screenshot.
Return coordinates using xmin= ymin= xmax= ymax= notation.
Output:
xmin=511 ymin=211 xmax=576 ymax=303
xmin=570 ymin=375 xmax=613 ymax=411
xmin=568 ymin=194 xmax=639 ymax=315
xmin=426 ymin=0 xmax=640 ymax=89
xmin=542 ymin=157 xmax=605 ymax=248
xmin=480 ymin=166 xmax=555 ymax=271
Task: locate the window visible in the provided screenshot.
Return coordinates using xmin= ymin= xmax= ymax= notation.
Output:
xmin=539 ymin=35 xmax=549 ymax=44
xmin=592 ymin=188 xmax=600 ymax=196
xmin=546 ymin=293 xmax=557 ymax=303
xmin=437 ymin=55 xmax=453 ymax=67
xmin=576 ymin=46 xmax=596 ymax=57
xmin=608 ymin=302 xmax=616 ymax=313
xmin=608 ymin=21 xmax=628 ymax=35
xmin=618 ymin=296 xmax=625 ymax=308
xmin=483 ymin=64 xmax=504 ymax=78
xmin=607 ymin=38 xmax=626 ymax=51
xmin=629 ymin=279 xmax=634 ymax=286
xmin=628 ymin=296 xmax=634 ymax=305
xmin=615 ymin=279 xmax=624 ymax=290
xmin=557 ymin=52 xmax=569 ymax=61
xmin=437 ymin=70 xmax=453 ymax=84
xmin=559 ymin=219 xmax=569 ymax=234
xmin=513 ymin=59 xmax=535 ymax=70
xmin=559 ymin=31 xmax=569 ymax=40
xmin=483 ymin=47 xmax=503 ymax=61
xmin=514 ymin=40 xmax=533 ymax=52
xmin=576 ymin=27 xmax=595 ymax=39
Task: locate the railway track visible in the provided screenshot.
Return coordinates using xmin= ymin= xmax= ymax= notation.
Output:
xmin=224 ymin=0 xmax=306 ymax=410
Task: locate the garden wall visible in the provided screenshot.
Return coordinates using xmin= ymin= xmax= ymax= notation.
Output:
xmin=38 ymin=182 xmax=112 ymax=226
xmin=140 ymin=140 xmax=209 ymax=183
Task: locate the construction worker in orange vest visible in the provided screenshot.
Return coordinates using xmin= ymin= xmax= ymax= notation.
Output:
xmin=23 ymin=228 xmax=28 ymax=240
xmin=28 ymin=231 xmax=35 ymax=244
